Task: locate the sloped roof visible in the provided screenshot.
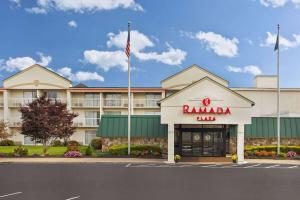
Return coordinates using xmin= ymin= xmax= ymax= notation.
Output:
xmin=160 ymin=64 xmax=229 ymax=84
xmin=3 ymin=64 xmax=72 ymax=83
xmin=159 ymin=76 xmax=255 ymax=106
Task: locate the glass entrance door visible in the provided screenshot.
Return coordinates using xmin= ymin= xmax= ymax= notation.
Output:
xmin=180 ymin=130 xmax=225 ymax=157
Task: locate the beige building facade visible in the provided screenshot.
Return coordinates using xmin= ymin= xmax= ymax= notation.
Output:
xmin=1 ymin=64 xmax=300 ymax=163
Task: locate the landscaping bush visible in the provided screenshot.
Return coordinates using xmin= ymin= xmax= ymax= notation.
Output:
xmin=109 ymin=144 xmax=162 ymax=157
xmin=85 ymin=146 xmax=92 ymax=156
xmin=286 ymin=151 xmax=297 ymax=158
xmin=64 ymin=151 xmax=82 ymax=158
xmin=13 ymin=146 xmax=28 ymax=156
xmin=51 ymin=140 xmax=63 ymax=147
xmin=245 ymin=146 xmax=300 ymax=154
xmin=0 ymin=139 xmax=15 ymax=146
xmin=90 ymin=138 xmax=102 ymax=150
xmin=66 ymin=140 xmax=80 ymax=151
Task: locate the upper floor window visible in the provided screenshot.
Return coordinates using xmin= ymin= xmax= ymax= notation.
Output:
xmin=23 ymin=91 xmax=37 ymax=104
xmin=105 ymin=94 xmax=122 ymax=107
xmin=85 ymin=93 xmax=100 ymax=107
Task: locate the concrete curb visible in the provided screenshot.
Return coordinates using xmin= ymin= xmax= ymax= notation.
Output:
xmin=0 ymin=158 xmax=299 ymax=165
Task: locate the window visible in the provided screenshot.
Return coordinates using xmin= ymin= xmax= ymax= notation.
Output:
xmin=85 ymin=111 xmax=100 ymax=126
xmin=105 ymin=94 xmax=122 ymax=106
xmin=104 ymin=111 xmax=122 ymax=115
xmin=85 ymin=93 xmax=100 ymax=107
xmin=24 ymin=136 xmax=35 ymax=145
xmin=45 ymin=91 xmax=58 ymax=99
xmin=85 ymin=131 xmax=97 ymax=145
xmin=23 ymin=91 xmax=37 ymax=104
xmin=145 ymin=93 xmax=161 ymax=107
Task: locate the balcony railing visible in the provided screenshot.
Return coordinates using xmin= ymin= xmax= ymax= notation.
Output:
xmin=8 ymin=98 xmax=66 ymax=107
xmin=133 ymin=99 xmax=160 ymax=108
xmin=73 ymin=118 xmax=100 ymax=127
xmin=9 ymin=98 xmax=37 ymax=107
xmin=103 ymin=99 xmax=128 ymax=108
xmin=71 ymin=98 xmax=100 ymax=108
xmin=102 ymin=99 xmax=160 ymax=108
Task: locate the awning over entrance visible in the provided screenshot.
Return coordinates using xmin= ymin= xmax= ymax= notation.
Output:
xmin=97 ymin=115 xmax=167 ymax=138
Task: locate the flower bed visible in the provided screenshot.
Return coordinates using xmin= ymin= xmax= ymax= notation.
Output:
xmin=245 ymin=146 xmax=300 ymax=159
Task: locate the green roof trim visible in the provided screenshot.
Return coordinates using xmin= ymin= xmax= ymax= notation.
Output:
xmin=230 ymin=117 xmax=300 ymax=138
xmin=97 ymin=115 xmax=167 ymax=138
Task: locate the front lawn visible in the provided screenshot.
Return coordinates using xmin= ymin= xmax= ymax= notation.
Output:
xmin=0 ymin=146 xmax=88 ymax=156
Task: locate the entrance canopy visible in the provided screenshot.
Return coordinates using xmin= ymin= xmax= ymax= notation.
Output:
xmin=160 ymin=77 xmax=254 ymax=125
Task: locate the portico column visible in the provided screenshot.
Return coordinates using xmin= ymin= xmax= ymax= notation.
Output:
xmin=167 ymin=124 xmax=175 ymax=163
xmin=66 ymin=91 xmax=71 ymax=111
xmin=237 ymin=124 xmax=245 ymax=164
xmin=3 ymin=90 xmax=9 ymax=122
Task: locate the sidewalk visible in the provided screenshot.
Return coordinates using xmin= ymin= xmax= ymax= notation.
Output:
xmin=0 ymin=157 xmax=299 ymax=165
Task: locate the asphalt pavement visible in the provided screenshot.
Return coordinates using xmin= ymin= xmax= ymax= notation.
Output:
xmin=0 ymin=163 xmax=299 ymax=200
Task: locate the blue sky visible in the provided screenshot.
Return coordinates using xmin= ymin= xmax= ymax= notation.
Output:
xmin=0 ymin=0 xmax=300 ymax=88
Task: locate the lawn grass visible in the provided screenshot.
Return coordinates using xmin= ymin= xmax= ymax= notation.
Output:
xmin=0 ymin=146 xmax=88 ymax=156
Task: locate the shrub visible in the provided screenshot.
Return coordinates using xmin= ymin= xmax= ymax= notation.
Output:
xmin=90 ymin=138 xmax=102 ymax=150
xmin=64 ymin=151 xmax=82 ymax=158
xmin=13 ymin=146 xmax=28 ymax=156
xmin=67 ymin=140 xmax=80 ymax=151
xmin=287 ymin=151 xmax=297 ymax=157
xmin=109 ymin=144 xmax=162 ymax=157
xmin=95 ymin=151 xmax=111 ymax=157
xmin=245 ymin=146 xmax=300 ymax=154
xmin=51 ymin=140 xmax=63 ymax=147
xmin=0 ymin=139 xmax=15 ymax=146
xmin=85 ymin=146 xmax=92 ymax=156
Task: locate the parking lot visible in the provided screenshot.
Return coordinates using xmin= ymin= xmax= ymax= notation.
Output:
xmin=0 ymin=163 xmax=300 ymax=200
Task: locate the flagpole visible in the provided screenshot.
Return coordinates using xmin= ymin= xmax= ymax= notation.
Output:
xmin=276 ymin=24 xmax=280 ymax=155
xmin=127 ymin=21 xmax=131 ymax=156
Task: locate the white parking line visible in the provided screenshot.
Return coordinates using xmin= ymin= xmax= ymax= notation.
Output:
xmin=244 ymin=164 xmax=261 ymax=168
xmin=288 ymin=165 xmax=298 ymax=169
xmin=65 ymin=196 xmax=80 ymax=200
xmin=125 ymin=163 xmax=131 ymax=167
xmin=200 ymin=164 xmax=218 ymax=167
xmin=0 ymin=192 xmax=22 ymax=198
xmin=265 ymin=165 xmax=280 ymax=168
xmin=220 ymin=164 xmax=240 ymax=168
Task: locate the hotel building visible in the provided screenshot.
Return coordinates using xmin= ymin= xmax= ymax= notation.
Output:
xmin=1 ymin=64 xmax=300 ymax=163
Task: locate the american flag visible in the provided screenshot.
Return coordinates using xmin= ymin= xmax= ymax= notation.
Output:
xmin=125 ymin=22 xmax=130 ymax=58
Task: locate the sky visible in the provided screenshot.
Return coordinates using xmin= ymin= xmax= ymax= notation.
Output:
xmin=0 ymin=0 xmax=300 ymax=88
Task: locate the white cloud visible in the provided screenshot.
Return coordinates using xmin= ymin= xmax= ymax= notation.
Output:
xmin=261 ymin=32 xmax=300 ymax=49
xmin=58 ymin=67 xmax=104 ymax=82
xmin=194 ymin=31 xmax=239 ymax=57
xmin=107 ymin=30 xmax=154 ymax=53
xmin=68 ymin=20 xmax=78 ymax=28
xmin=227 ymin=65 xmax=262 ymax=76
xmin=84 ymin=30 xmax=186 ymax=71
xmin=83 ymin=50 xmax=128 ymax=71
xmin=0 ymin=52 xmax=52 ymax=72
xmin=25 ymin=7 xmax=47 ymax=14
xmin=26 ymin=0 xmax=143 ymax=14
xmin=135 ymin=47 xmax=187 ymax=65
xmin=259 ymin=0 xmax=300 ymax=7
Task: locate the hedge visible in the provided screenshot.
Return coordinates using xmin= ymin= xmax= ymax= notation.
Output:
xmin=245 ymin=146 xmax=300 ymax=154
xmin=109 ymin=144 xmax=162 ymax=156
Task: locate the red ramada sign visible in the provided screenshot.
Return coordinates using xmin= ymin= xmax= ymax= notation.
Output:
xmin=182 ymin=98 xmax=231 ymax=121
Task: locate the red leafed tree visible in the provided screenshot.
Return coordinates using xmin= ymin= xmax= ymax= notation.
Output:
xmin=20 ymin=96 xmax=78 ymax=153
